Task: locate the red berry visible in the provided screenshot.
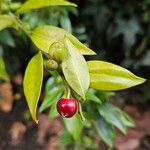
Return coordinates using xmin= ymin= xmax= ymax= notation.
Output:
xmin=57 ymin=98 xmax=78 ymax=118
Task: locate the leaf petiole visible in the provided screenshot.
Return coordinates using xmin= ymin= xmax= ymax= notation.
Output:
xmin=66 ymin=85 xmax=71 ymax=98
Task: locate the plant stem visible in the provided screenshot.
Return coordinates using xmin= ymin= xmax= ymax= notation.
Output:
xmin=66 ymin=85 xmax=71 ymax=98
xmin=16 ymin=18 xmax=31 ymax=36
xmin=78 ymin=102 xmax=85 ymax=122
xmin=8 ymin=12 xmax=31 ymax=37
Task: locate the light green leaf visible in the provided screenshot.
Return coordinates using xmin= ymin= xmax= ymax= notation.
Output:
xmin=48 ymin=102 xmax=59 ymax=119
xmin=0 ymin=57 xmax=9 ymax=81
xmin=39 ymin=76 xmax=63 ymax=113
xmin=45 ymin=77 xmax=56 ymax=92
xmin=98 ymin=103 xmax=127 ymax=134
xmin=0 ymin=30 xmax=15 ymax=47
xmin=17 ymin=0 xmax=77 ymax=14
xmin=0 ymin=15 xmax=16 ymax=31
xmin=39 ymin=87 xmax=63 ymax=112
xmin=87 ymin=61 xmax=146 ymax=91
xmin=86 ymin=91 xmax=102 ymax=104
xmin=121 ymin=112 xmax=135 ymax=127
xmin=60 ymin=15 xmax=72 ymax=33
xmin=58 ymin=129 xmax=74 ymax=146
xmin=95 ymin=91 xmax=115 ymax=102
xmin=23 ymin=51 xmax=43 ymax=123
xmin=95 ymin=117 xmax=115 ymax=147
xmin=64 ymin=113 xmax=83 ymax=141
xmin=98 ymin=103 xmax=135 ymax=133
xmin=67 ymin=34 xmax=96 ymax=55
xmin=86 ymin=103 xmax=115 ymax=147
xmin=62 ymin=38 xmax=90 ymax=99
xmin=31 ymin=25 xmax=95 ymax=55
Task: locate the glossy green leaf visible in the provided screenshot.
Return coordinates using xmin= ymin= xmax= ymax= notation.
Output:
xmin=95 ymin=117 xmax=115 ymax=147
xmin=0 ymin=57 xmax=9 ymax=81
xmin=23 ymin=51 xmax=43 ymax=123
xmin=48 ymin=102 xmax=59 ymax=119
xmin=40 ymin=76 xmax=63 ymax=113
xmin=17 ymin=0 xmax=77 ymax=14
xmin=31 ymin=25 xmax=95 ymax=55
xmin=99 ymin=103 xmax=135 ymax=134
xmin=45 ymin=77 xmax=56 ymax=93
xmin=62 ymin=38 xmax=90 ymax=99
xmin=120 ymin=112 xmax=135 ymax=127
xmin=87 ymin=61 xmax=146 ymax=91
xmin=64 ymin=113 xmax=83 ymax=141
xmin=0 ymin=15 xmax=16 ymax=31
xmin=60 ymin=15 xmax=72 ymax=33
xmin=86 ymin=91 xmax=102 ymax=104
xmin=98 ymin=103 xmax=126 ymax=134
xmin=95 ymin=91 xmax=115 ymax=102
xmin=39 ymin=87 xmax=63 ymax=112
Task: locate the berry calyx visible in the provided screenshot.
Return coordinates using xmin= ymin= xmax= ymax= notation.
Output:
xmin=45 ymin=59 xmax=58 ymax=71
xmin=57 ymin=98 xmax=78 ymax=118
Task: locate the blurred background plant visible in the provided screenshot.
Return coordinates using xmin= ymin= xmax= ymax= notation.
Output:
xmin=76 ymin=0 xmax=150 ymax=105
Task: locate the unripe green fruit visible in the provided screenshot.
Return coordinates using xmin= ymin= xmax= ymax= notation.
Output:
xmin=49 ymin=42 xmax=65 ymax=62
xmin=45 ymin=59 xmax=58 ymax=71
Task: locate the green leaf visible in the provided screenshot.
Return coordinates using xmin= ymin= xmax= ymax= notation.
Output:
xmin=39 ymin=76 xmax=63 ymax=113
xmin=0 ymin=57 xmax=9 ymax=81
xmin=45 ymin=77 xmax=56 ymax=93
xmin=86 ymin=103 xmax=115 ymax=146
xmin=60 ymin=15 xmax=72 ymax=33
xmin=87 ymin=61 xmax=146 ymax=91
xmin=98 ymin=103 xmax=127 ymax=134
xmin=95 ymin=116 xmax=115 ymax=147
xmin=95 ymin=91 xmax=115 ymax=102
xmin=0 ymin=15 xmax=16 ymax=31
xmin=82 ymin=136 xmax=97 ymax=149
xmin=23 ymin=51 xmax=43 ymax=123
xmin=0 ymin=30 xmax=15 ymax=47
xmin=17 ymin=0 xmax=77 ymax=14
xmin=64 ymin=113 xmax=83 ymax=141
xmin=86 ymin=91 xmax=102 ymax=104
xmin=31 ymin=25 xmax=95 ymax=55
xmin=58 ymin=129 xmax=74 ymax=147
xmin=121 ymin=112 xmax=135 ymax=127
xmin=48 ymin=102 xmax=59 ymax=119
xmin=98 ymin=103 xmax=135 ymax=134
xmin=39 ymin=87 xmax=63 ymax=112
xmin=62 ymin=38 xmax=90 ymax=99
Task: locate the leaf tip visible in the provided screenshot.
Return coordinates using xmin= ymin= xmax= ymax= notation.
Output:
xmin=71 ymin=3 xmax=78 ymax=7
xmin=32 ymin=114 xmax=39 ymax=124
xmin=36 ymin=119 xmax=39 ymax=124
xmin=135 ymin=77 xmax=146 ymax=86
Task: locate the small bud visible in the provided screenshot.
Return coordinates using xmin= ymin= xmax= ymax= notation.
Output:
xmin=49 ymin=42 xmax=65 ymax=62
xmin=45 ymin=59 xmax=58 ymax=71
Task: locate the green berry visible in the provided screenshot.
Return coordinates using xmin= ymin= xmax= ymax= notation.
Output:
xmin=45 ymin=59 xmax=58 ymax=71
xmin=49 ymin=42 xmax=65 ymax=62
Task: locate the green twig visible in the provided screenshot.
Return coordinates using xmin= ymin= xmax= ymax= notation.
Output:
xmin=78 ymin=102 xmax=85 ymax=122
xmin=66 ymin=85 xmax=71 ymax=98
